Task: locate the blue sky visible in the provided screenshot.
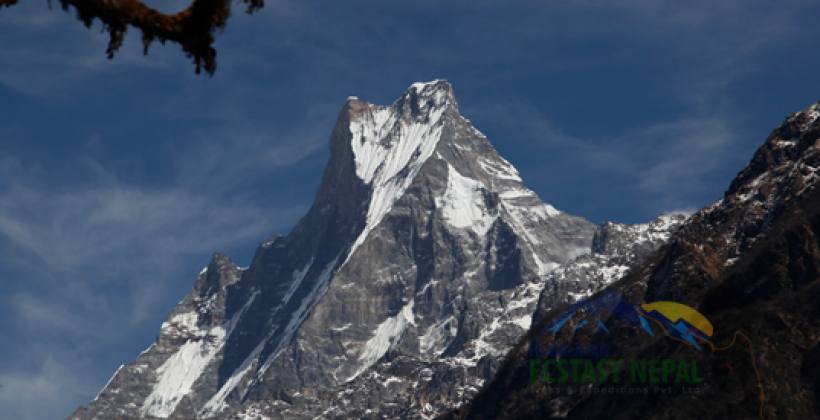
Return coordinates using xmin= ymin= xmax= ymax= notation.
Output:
xmin=1 ymin=0 xmax=820 ymax=418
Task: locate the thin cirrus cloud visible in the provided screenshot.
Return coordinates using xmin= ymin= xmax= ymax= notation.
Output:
xmin=0 ymin=126 xmax=317 ymax=313
xmin=1 ymin=0 xmax=820 ymax=419
xmin=0 ymin=18 xmax=171 ymax=98
xmin=0 ymin=129 xmax=317 ymax=418
xmin=0 ymin=353 xmax=94 ymax=420
xmin=467 ymin=98 xmax=747 ymax=220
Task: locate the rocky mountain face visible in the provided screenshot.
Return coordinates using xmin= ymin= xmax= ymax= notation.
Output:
xmin=447 ymin=102 xmax=820 ymax=420
xmin=71 ymin=80 xmax=635 ymax=420
xmin=534 ymin=214 xmax=687 ymax=321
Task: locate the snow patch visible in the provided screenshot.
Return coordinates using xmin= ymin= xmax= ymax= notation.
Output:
xmin=200 ymin=337 xmax=267 ymax=416
xmin=410 ymin=79 xmax=446 ymax=91
xmin=419 ymin=315 xmax=457 ymax=356
xmin=478 ymin=157 xmax=522 ymax=182
xmin=224 ymin=290 xmax=260 ymax=337
xmin=141 ymin=327 xmax=226 ymax=418
xmin=349 ymin=300 xmax=416 ymax=381
xmin=599 ymin=265 xmax=629 ymax=283
xmin=258 ymin=256 xmax=340 ymax=377
xmin=349 ymin=107 xmax=396 ymax=184
xmin=345 ymin=95 xmax=446 ymax=264
xmin=498 ymin=189 xmax=534 ymax=200
xmin=163 ymin=311 xmax=199 ymax=333
xmin=283 ymin=258 xmax=314 ymax=304
xmin=331 ymin=323 xmax=352 ymax=332
xmin=93 ymin=364 xmax=124 ymax=401
xmin=436 ymin=164 xmax=497 ymax=235
xmin=510 ymin=314 xmax=532 ymax=330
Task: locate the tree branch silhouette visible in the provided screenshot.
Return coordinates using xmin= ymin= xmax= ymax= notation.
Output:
xmin=0 ymin=0 xmax=265 ymax=75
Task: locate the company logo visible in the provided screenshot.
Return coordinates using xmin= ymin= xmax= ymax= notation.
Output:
xmin=528 ymin=289 xmax=714 ymax=389
xmin=528 ymin=290 xmax=765 ymax=419
xmin=530 ymin=289 xmax=714 ymax=358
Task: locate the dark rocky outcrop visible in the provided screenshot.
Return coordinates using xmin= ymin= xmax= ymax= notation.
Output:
xmin=446 ymin=102 xmax=820 ymax=420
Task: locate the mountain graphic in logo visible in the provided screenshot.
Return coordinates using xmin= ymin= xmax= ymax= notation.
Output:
xmin=531 ymin=289 xmax=714 ymax=358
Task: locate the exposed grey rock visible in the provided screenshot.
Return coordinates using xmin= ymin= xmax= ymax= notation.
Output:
xmin=534 ymin=213 xmax=687 ymax=321
xmin=74 ymin=80 xmax=605 ymax=420
xmin=444 ymin=101 xmax=820 ymax=420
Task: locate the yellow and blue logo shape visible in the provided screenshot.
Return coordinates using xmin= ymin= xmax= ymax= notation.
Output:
xmin=534 ymin=289 xmax=715 ymax=357
xmin=637 ymin=301 xmax=713 ymax=350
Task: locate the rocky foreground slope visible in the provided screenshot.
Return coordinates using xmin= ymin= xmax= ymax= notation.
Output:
xmin=448 ymin=102 xmax=820 ymax=420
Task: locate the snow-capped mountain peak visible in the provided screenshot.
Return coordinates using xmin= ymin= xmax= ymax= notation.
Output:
xmin=347 ymin=79 xmax=455 ymax=185
xmin=75 ymin=81 xmax=601 ymax=420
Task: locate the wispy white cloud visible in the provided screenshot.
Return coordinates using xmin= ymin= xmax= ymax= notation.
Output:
xmin=0 ymin=355 xmax=95 ymax=420
xmin=471 ymin=100 xmax=745 ymax=215
xmin=0 ymin=134 xmax=313 ymax=313
xmin=0 ymin=1 xmax=181 ymax=97
xmin=172 ymin=106 xmax=333 ymax=193
xmin=631 ymin=118 xmax=737 ymax=196
xmin=1 ymin=1 xmax=819 ymax=418
xmin=0 ymin=121 xmax=320 ymax=417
